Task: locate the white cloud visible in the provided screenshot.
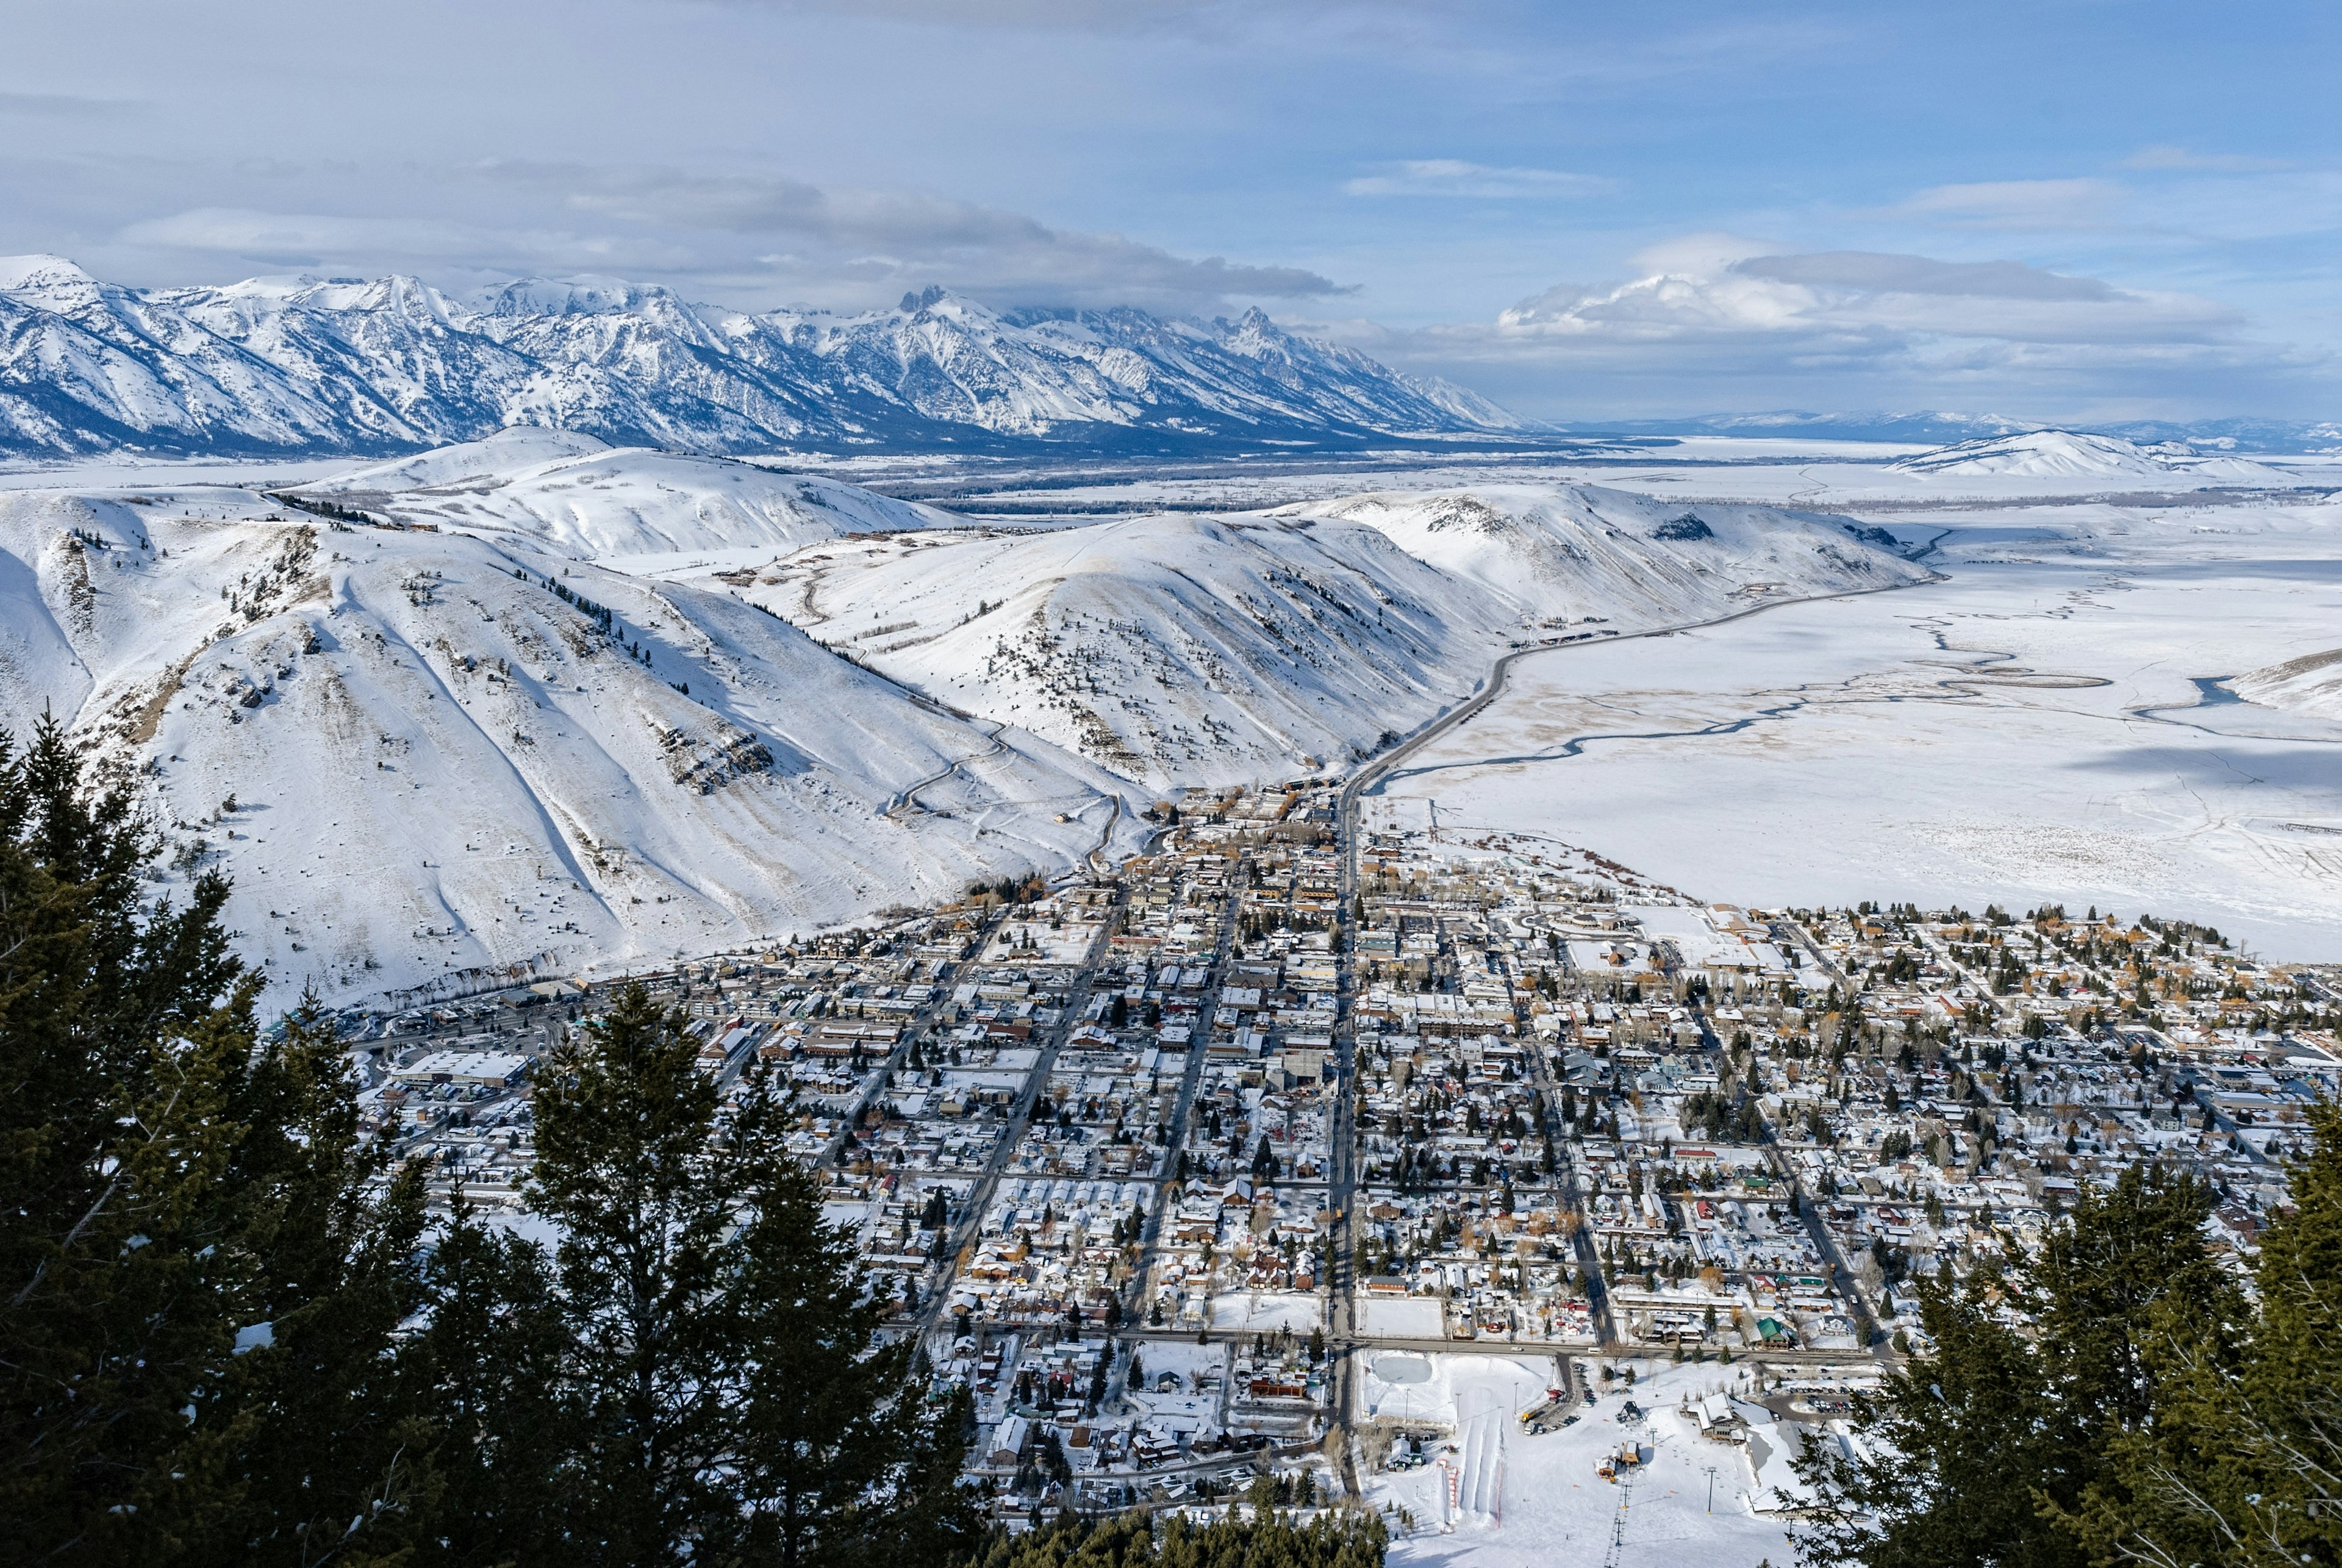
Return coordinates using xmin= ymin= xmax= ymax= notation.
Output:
xmin=1488 ymin=239 xmax=2236 ymax=351
xmin=1344 ymin=160 xmax=1613 ymax=199
xmin=2120 ymin=145 xmax=2289 ymax=173
xmin=108 ymin=170 xmax=1347 ymax=312
xmin=1731 ymin=251 xmax=2113 ymax=303
xmin=114 ymin=208 xmax=690 ymax=273
xmin=1891 ymin=178 xmax=2124 ymax=231
xmin=0 ymin=91 xmax=137 ymax=118
xmin=1321 ymin=234 xmax=2301 ymax=415
xmin=490 ymin=163 xmax=1347 ymax=307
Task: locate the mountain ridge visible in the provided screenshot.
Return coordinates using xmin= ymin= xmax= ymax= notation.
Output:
xmin=0 ymin=256 xmax=1526 ymax=460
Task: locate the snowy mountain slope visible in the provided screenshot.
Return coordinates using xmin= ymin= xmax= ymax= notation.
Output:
xmin=730 ymin=514 xmax=1495 ymax=784
xmin=0 ymin=422 xmax=1936 ymax=1003
xmin=1891 ymin=429 xmax=2290 ymax=482
xmin=0 ymin=482 xmax=1133 ymax=1008
xmin=286 ymin=429 xmax=960 ymax=560
xmin=1286 ymin=485 xmax=1928 ymax=629
xmin=706 ymin=484 xmax=1927 ymax=788
xmin=2233 ymin=647 xmax=2342 ymax=721
xmin=0 ymin=257 xmax=1524 ymax=459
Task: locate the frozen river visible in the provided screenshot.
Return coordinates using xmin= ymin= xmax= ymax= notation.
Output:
xmin=1367 ymin=503 xmax=2342 ymax=959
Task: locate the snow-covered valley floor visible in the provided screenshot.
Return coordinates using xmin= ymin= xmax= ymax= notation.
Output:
xmin=1367 ymin=499 xmax=2342 ymax=959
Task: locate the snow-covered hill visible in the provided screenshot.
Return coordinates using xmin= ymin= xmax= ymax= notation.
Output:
xmin=0 ymin=477 xmax=1130 ymax=1009
xmin=1892 ymin=430 xmax=2288 ymax=482
xmin=1292 ymin=485 xmax=1922 ymax=628
xmin=2233 ymin=648 xmax=2342 ymax=721
xmin=284 ymin=429 xmax=955 ymax=562
xmin=0 ymin=257 xmax=1522 ymax=459
xmin=707 ymin=484 xmax=1929 ymax=787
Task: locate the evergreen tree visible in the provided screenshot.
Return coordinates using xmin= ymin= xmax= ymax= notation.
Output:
xmin=409 ymin=1197 xmax=572 ymax=1567
xmin=2069 ymin=1102 xmax=2342 ymax=1568
xmin=1795 ymin=1162 xmax=2229 ymax=1568
xmin=185 ymin=1003 xmax=441 ymax=1568
xmin=526 ymin=983 xmax=738 ymax=1564
xmin=1794 ymin=1266 xmax=2077 ymax=1568
xmin=528 ymin=988 xmax=979 ymax=1568
xmin=722 ymin=1061 xmax=979 ymax=1568
xmin=0 ymin=719 xmax=428 ymax=1566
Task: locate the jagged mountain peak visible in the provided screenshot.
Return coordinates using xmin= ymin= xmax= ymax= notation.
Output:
xmin=895 ymin=283 xmax=982 ymax=317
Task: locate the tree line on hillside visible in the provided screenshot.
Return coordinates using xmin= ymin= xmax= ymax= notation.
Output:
xmin=1796 ymin=1109 xmax=2341 ymax=1568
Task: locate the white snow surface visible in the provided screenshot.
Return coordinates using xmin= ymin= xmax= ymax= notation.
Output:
xmin=1366 ymin=1358 xmax=1806 ymax=1568
xmin=1369 ymin=496 xmax=2342 ymax=959
xmin=0 ymin=435 xmax=1926 ymax=1012
xmin=290 ymin=429 xmax=958 ymax=560
xmin=2234 ymin=646 xmax=2342 ymax=721
xmin=0 ymin=473 xmax=1133 ymax=1010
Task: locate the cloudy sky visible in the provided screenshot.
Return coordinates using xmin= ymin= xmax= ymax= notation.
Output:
xmin=5 ymin=0 xmax=2336 ymax=421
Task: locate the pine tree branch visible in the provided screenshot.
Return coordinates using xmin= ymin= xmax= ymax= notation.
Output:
xmin=10 ymin=1078 xmax=185 ymax=1309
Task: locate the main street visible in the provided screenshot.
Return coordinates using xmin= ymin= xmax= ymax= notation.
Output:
xmin=1119 ymin=887 xmax=1241 ymax=1323
xmin=908 ymin=880 xmax=1132 ymax=1345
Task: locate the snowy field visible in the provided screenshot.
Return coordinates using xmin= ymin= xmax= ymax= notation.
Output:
xmin=1364 ymin=1356 xmax=1805 ymax=1568
xmin=1358 ymin=1297 xmax=1448 ymax=1339
xmin=1208 ymin=1292 xmax=1325 ymax=1333
xmin=1372 ymin=499 xmax=2342 ymax=959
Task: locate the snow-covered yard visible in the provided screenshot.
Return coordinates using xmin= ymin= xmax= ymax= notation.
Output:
xmin=1358 ymin=1297 xmax=1447 ymax=1339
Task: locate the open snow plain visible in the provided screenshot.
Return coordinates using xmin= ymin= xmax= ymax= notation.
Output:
xmin=1367 ymin=487 xmax=2342 ymax=961
xmin=1363 ymin=1355 xmax=1809 ymax=1568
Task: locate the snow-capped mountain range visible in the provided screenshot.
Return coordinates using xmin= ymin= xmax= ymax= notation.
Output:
xmin=0 ymin=256 xmax=1522 ymax=460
